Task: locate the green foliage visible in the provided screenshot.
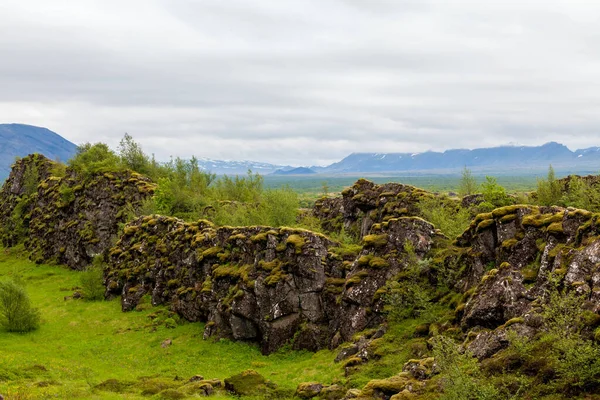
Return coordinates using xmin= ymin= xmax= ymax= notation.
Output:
xmin=417 ymin=196 xmax=471 ymax=239
xmin=118 ymin=133 xmax=151 ymax=175
xmin=459 ymin=166 xmax=477 ymax=196
xmin=384 ymin=242 xmax=432 ymax=322
xmin=21 ymin=160 xmax=40 ymax=196
xmin=432 ymin=335 xmax=500 ymax=400
xmin=68 ymin=142 xmax=122 ymax=177
xmin=478 ymin=176 xmax=512 ymax=211
xmin=58 ymin=185 xmax=75 ymax=206
xmin=536 ymin=165 xmax=562 ymax=207
xmin=80 ymin=257 xmax=106 ymax=301
xmin=0 ymin=279 xmax=40 ymax=332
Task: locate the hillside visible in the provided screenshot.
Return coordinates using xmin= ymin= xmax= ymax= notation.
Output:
xmin=0 ymin=124 xmax=77 ymax=181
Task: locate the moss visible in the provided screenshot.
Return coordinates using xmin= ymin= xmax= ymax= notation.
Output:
xmin=360 ymin=374 xmax=410 ymax=397
xmin=264 ymin=267 xmax=286 ymax=286
xmin=502 ymin=317 xmax=525 ymax=328
xmin=368 ymin=256 xmax=390 ymax=269
xmin=258 ymin=259 xmax=280 ymax=271
xmin=481 ymin=268 xmax=499 ymax=284
xmin=250 ymin=232 xmax=269 ymax=242
xmin=228 ymin=233 xmax=247 ymax=242
xmin=357 ymin=254 xmax=373 ymax=266
xmin=200 ymin=246 xmax=222 ymax=259
xmin=501 ymin=238 xmax=518 ymax=249
xmin=476 ymin=219 xmax=495 ymax=232
xmin=491 ymin=205 xmax=524 ymax=218
xmin=167 ymin=279 xmax=179 ymax=289
xmin=223 ymin=370 xmax=267 ymax=396
xmin=546 ymin=221 xmax=564 ymax=234
xmin=522 ymin=263 xmax=540 ymax=283
xmin=499 ymin=214 xmax=518 ymax=224
xmin=362 ymin=234 xmax=388 ymax=248
xmin=330 ymin=244 xmax=362 ymax=259
xmin=286 ymin=234 xmax=306 ymax=254
xmin=346 ymin=270 xmax=369 ymax=286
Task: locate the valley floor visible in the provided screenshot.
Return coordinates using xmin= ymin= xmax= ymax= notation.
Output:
xmin=0 ymin=248 xmax=344 ymax=399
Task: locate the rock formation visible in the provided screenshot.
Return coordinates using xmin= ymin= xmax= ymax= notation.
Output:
xmin=105 ymin=214 xmax=441 ymax=354
xmin=0 ymin=153 xmax=155 ymax=269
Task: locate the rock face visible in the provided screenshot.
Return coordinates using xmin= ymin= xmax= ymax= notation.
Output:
xmin=312 ymin=178 xmax=448 ymax=239
xmin=0 ymin=154 xmax=57 ymax=247
xmin=105 ymin=215 xmax=440 ymax=354
xmin=448 ymin=204 xmax=600 ymax=357
xmin=0 ymin=153 xmax=155 ymax=269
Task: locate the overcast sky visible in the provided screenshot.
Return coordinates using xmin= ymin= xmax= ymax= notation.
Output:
xmin=2 ymin=0 xmax=600 ymax=166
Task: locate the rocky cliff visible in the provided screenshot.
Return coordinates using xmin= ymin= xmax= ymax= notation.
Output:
xmin=312 ymin=178 xmax=451 ymax=239
xmin=0 ymin=154 xmax=155 ymax=269
xmin=105 ymin=214 xmax=442 ymax=354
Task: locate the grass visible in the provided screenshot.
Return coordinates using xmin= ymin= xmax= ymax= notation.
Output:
xmin=0 ymin=247 xmax=344 ymax=399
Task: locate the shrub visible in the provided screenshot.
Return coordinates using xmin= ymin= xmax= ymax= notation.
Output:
xmin=432 ymin=335 xmax=500 ymax=400
xmin=417 ymin=196 xmax=471 ymax=239
xmin=459 ymin=166 xmax=477 ymax=196
xmin=80 ymin=258 xmax=105 ymax=301
xmin=0 ymin=279 xmax=41 ymax=332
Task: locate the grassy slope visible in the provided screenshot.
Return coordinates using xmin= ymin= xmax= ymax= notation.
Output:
xmin=0 ymin=248 xmax=345 ymax=399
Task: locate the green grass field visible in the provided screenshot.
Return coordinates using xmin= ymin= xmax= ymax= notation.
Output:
xmin=0 ymin=248 xmax=346 ymax=399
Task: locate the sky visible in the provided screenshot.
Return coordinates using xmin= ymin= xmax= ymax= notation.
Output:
xmin=2 ymin=0 xmax=600 ymax=166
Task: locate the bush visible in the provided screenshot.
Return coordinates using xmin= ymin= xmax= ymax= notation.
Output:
xmin=80 ymin=258 xmax=106 ymax=301
xmin=417 ymin=196 xmax=471 ymax=239
xmin=432 ymin=335 xmax=500 ymax=400
xmin=536 ymin=165 xmax=562 ymax=207
xmin=0 ymin=279 xmax=40 ymax=332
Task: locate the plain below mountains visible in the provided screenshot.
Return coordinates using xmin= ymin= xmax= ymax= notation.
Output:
xmin=0 ymin=124 xmax=78 ymax=181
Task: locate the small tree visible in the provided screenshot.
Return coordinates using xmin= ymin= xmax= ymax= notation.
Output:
xmin=0 ymin=280 xmax=40 ymax=332
xmin=536 ymin=165 xmax=562 ymax=206
xmin=458 ymin=166 xmax=477 ymax=196
xmin=80 ymin=257 xmax=106 ymax=301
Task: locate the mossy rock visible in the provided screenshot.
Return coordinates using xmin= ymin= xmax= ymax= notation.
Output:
xmin=157 ymin=389 xmax=186 ymax=399
xmin=368 ymin=256 xmax=390 ymax=269
xmin=286 ymin=234 xmax=306 ymax=254
xmin=362 ymin=234 xmax=388 ymax=248
xmin=94 ymin=378 xmax=134 ymax=393
xmin=546 ymin=221 xmax=564 ymax=234
xmin=476 ymin=219 xmax=495 ymax=232
xmin=224 ymin=369 xmax=271 ymax=396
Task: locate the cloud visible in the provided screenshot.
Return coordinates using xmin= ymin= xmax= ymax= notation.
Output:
xmin=1 ymin=0 xmax=600 ymax=166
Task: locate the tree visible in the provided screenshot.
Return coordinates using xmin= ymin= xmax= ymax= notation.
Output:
xmin=0 ymin=280 xmax=40 ymax=332
xmin=536 ymin=165 xmax=562 ymax=206
xmin=478 ymin=176 xmax=511 ymax=211
xmin=458 ymin=166 xmax=477 ymax=196
xmin=68 ymin=143 xmax=122 ymax=177
xmin=118 ymin=133 xmax=150 ymax=174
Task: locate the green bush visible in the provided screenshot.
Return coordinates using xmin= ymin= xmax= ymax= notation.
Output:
xmin=536 ymin=165 xmax=562 ymax=207
xmin=79 ymin=260 xmax=105 ymax=301
xmin=417 ymin=196 xmax=471 ymax=239
xmin=458 ymin=166 xmax=477 ymax=196
xmin=0 ymin=279 xmax=40 ymax=332
xmin=432 ymin=335 xmax=500 ymax=400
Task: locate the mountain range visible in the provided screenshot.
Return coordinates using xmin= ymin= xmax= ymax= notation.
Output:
xmin=314 ymin=142 xmax=600 ymax=175
xmin=2 ymin=124 xmax=600 ymax=181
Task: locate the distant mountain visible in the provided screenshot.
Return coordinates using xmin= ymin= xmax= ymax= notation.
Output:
xmin=196 ymin=158 xmax=291 ymax=175
xmin=272 ymin=167 xmax=316 ymax=176
xmin=318 ymin=142 xmax=600 ymax=174
xmin=0 ymin=124 xmax=78 ymax=181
